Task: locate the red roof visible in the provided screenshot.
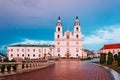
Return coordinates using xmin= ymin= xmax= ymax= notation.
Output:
xmin=101 ymin=43 xmax=120 ymax=49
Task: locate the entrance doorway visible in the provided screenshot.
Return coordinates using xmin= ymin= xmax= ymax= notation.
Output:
xmin=66 ymin=53 xmax=70 ymax=59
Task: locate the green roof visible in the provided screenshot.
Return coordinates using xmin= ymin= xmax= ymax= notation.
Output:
xmin=8 ymin=44 xmax=54 ymax=47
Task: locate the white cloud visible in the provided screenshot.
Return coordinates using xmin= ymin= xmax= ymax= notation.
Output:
xmin=10 ymin=39 xmax=54 ymax=45
xmin=83 ymin=24 xmax=120 ymax=45
xmin=82 ymin=24 xmax=120 ymax=51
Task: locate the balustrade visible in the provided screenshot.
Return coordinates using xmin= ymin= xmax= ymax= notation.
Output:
xmin=0 ymin=59 xmax=54 ymax=74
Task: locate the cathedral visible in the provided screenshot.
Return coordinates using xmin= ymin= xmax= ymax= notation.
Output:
xmin=7 ymin=16 xmax=87 ymax=60
xmin=54 ymin=16 xmax=87 ymax=58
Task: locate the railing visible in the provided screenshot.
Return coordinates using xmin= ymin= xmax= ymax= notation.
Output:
xmin=0 ymin=59 xmax=55 ymax=74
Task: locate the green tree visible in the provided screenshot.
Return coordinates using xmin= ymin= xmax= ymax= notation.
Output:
xmin=100 ymin=53 xmax=106 ymax=64
xmin=114 ymin=54 xmax=118 ymax=61
xmin=118 ymin=52 xmax=120 ymax=67
xmin=107 ymin=52 xmax=114 ymax=65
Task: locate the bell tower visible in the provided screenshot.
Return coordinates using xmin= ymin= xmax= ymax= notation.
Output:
xmin=74 ymin=16 xmax=81 ymax=32
xmin=73 ymin=16 xmax=81 ymax=39
xmin=55 ymin=16 xmax=63 ymax=39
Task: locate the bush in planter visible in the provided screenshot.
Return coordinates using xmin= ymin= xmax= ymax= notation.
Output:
xmin=114 ymin=54 xmax=118 ymax=61
xmin=100 ymin=53 xmax=106 ymax=64
xmin=118 ymin=52 xmax=120 ymax=67
xmin=12 ymin=64 xmax=17 ymax=71
xmin=107 ymin=52 xmax=114 ymax=65
xmin=7 ymin=64 xmax=11 ymax=72
xmin=1 ymin=65 xmax=5 ymax=73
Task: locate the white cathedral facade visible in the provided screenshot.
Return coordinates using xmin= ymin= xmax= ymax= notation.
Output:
xmin=54 ymin=16 xmax=87 ymax=58
xmin=7 ymin=16 xmax=87 ymax=60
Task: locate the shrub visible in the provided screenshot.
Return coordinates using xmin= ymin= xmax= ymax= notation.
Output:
xmin=7 ymin=64 xmax=11 ymax=72
xmin=1 ymin=65 xmax=5 ymax=73
xmin=11 ymin=59 xmax=16 ymax=62
xmin=114 ymin=54 xmax=118 ymax=61
xmin=107 ymin=52 xmax=114 ymax=65
xmin=118 ymin=52 xmax=120 ymax=67
xmin=100 ymin=53 xmax=106 ymax=64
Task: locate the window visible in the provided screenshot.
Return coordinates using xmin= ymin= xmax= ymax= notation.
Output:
xmin=58 ymin=54 xmax=60 ymax=57
xmin=28 ymin=49 xmax=30 ymax=52
xmin=67 ymin=48 xmax=69 ymax=52
xmin=76 ymin=42 xmax=79 ymax=45
xmin=22 ymin=54 xmax=24 ymax=57
xmin=76 ymin=34 xmax=79 ymax=38
xmin=57 ymin=35 xmax=60 ymax=38
xmin=17 ymin=54 xmax=19 ymax=57
xmin=39 ymin=49 xmax=41 ymax=53
xmin=22 ymin=49 xmax=24 ymax=52
xmin=33 ymin=49 xmax=35 ymax=52
xmin=11 ymin=54 xmax=13 ymax=57
xmin=44 ymin=49 xmax=46 ymax=52
xmin=39 ymin=54 xmax=41 ymax=57
xmin=58 ymin=27 xmax=60 ymax=32
xmin=17 ymin=49 xmax=19 ymax=52
xmin=28 ymin=54 xmax=30 ymax=57
xmin=11 ymin=49 xmax=13 ymax=52
xmin=76 ymin=54 xmax=78 ymax=56
xmin=33 ymin=54 xmax=35 ymax=57
xmin=57 ymin=48 xmax=60 ymax=52
xmin=76 ymin=27 xmax=79 ymax=31
xmin=76 ymin=48 xmax=79 ymax=52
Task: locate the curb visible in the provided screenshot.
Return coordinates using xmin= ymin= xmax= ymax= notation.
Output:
xmin=91 ymin=62 xmax=120 ymax=80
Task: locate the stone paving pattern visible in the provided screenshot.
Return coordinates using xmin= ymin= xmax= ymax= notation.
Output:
xmin=0 ymin=60 xmax=112 ymax=80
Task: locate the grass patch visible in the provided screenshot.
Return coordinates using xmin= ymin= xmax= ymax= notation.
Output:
xmin=94 ymin=62 xmax=120 ymax=74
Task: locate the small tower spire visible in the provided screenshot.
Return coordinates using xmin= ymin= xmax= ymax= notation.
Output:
xmin=56 ymin=16 xmax=62 ymax=26
xmin=58 ymin=16 xmax=60 ymax=20
xmin=76 ymin=16 xmax=78 ymax=19
xmin=74 ymin=16 xmax=80 ymax=26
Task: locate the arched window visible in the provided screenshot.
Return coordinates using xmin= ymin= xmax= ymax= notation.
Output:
xmin=76 ymin=34 xmax=79 ymax=38
xmin=58 ymin=27 xmax=60 ymax=32
xmin=58 ymin=54 xmax=60 ymax=57
xmin=76 ymin=48 xmax=79 ymax=52
xmin=28 ymin=54 xmax=30 ymax=57
xmin=76 ymin=27 xmax=79 ymax=31
xmin=39 ymin=54 xmax=41 ymax=57
xmin=57 ymin=48 xmax=60 ymax=52
xmin=57 ymin=35 xmax=60 ymax=38
xmin=22 ymin=54 xmax=24 ymax=57
xmin=17 ymin=54 xmax=19 ymax=57
xmin=33 ymin=54 xmax=35 ymax=57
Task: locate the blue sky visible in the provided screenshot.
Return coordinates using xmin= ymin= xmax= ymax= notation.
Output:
xmin=0 ymin=0 xmax=120 ymax=54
